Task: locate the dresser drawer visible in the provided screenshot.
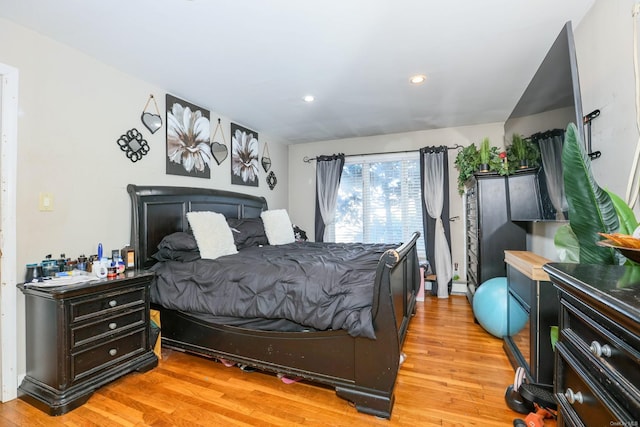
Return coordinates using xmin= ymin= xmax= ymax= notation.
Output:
xmin=71 ymin=329 xmax=146 ymax=382
xmin=561 ymin=298 xmax=640 ymax=419
xmin=70 ymin=286 xmax=146 ymax=323
xmin=71 ymin=308 xmax=146 ymax=348
xmin=556 ymin=343 xmax=631 ymax=425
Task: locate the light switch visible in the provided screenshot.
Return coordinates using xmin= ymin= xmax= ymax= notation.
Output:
xmin=39 ymin=193 xmax=53 ymax=211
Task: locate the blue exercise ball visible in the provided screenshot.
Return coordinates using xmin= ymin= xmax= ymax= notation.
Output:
xmin=472 ymin=277 xmax=528 ymax=338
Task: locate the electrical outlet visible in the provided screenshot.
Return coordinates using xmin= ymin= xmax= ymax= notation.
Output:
xmin=39 ymin=193 xmax=53 ymax=211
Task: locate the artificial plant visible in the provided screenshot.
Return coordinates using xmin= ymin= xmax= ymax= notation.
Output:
xmin=479 ymin=137 xmax=491 ymax=166
xmin=510 ymin=133 xmax=527 ymax=161
xmin=454 ymin=143 xmax=479 ymax=194
xmin=507 ymin=133 xmax=540 ymax=168
xmin=454 ymin=139 xmax=510 ymax=194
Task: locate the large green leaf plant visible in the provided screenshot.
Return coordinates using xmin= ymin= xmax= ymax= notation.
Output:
xmin=554 ymin=123 xmax=620 ymax=264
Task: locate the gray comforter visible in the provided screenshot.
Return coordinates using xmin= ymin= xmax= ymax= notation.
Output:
xmin=149 ymin=241 xmax=398 ymax=339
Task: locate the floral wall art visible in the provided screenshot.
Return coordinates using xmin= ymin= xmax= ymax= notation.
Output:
xmin=231 ymin=123 xmax=259 ymax=187
xmin=166 ymin=94 xmax=212 ymax=178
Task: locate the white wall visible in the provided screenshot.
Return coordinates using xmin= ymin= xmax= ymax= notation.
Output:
xmin=0 ymin=18 xmax=288 ymax=378
xmin=575 ymin=0 xmax=638 ymax=200
xmin=288 ymin=122 xmax=505 ymax=276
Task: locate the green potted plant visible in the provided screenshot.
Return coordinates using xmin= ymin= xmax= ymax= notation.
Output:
xmin=511 ymin=134 xmax=528 ymax=168
xmin=454 ymin=143 xmax=479 ymax=194
xmin=478 ymin=137 xmax=491 ymax=172
xmin=508 ymin=133 xmax=540 ymax=170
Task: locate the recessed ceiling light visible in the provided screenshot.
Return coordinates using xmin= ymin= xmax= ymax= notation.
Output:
xmin=410 ymin=74 xmax=427 ymax=85
xmin=303 ymin=95 xmax=315 ymax=103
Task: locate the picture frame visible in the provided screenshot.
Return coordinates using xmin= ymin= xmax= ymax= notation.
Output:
xmin=166 ymin=94 xmax=212 ymax=178
xmin=230 ymin=123 xmax=259 ymax=187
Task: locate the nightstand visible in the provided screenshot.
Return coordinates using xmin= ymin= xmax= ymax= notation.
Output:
xmin=17 ymin=270 xmax=158 ymax=415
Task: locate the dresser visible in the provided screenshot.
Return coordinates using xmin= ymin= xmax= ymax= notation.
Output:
xmin=465 ymin=173 xmax=527 ymax=303
xmin=504 ymin=251 xmax=558 ymax=385
xmin=543 ymin=263 xmax=640 ymax=426
xmin=17 ymin=271 xmax=158 ymax=415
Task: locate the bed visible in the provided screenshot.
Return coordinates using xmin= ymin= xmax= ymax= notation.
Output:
xmin=127 ymin=184 xmax=421 ymax=419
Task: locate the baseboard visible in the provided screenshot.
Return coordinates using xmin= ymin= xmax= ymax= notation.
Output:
xmin=422 ymin=280 xmax=467 ymax=297
xmin=451 ymin=281 xmax=467 ymax=295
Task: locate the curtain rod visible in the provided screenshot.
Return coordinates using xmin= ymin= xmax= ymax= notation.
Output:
xmin=302 ymin=144 xmax=462 ymax=163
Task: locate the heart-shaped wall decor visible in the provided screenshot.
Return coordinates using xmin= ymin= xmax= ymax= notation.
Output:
xmin=261 ymin=156 xmax=272 ymax=172
xmin=211 ymin=141 xmax=228 ymax=165
xmin=141 ymin=112 xmax=163 ymax=134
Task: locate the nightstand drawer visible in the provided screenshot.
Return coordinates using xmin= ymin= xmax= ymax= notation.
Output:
xmin=71 ymin=329 xmax=146 ymax=382
xmin=71 ymin=308 xmax=146 ymax=348
xmin=70 ymin=286 xmax=146 ymax=323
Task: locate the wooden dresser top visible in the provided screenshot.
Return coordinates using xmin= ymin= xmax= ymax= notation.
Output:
xmin=504 ymin=250 xmax=551 ymax=282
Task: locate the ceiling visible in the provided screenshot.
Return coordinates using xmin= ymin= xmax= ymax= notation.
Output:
xmin=0 ymin=0 xmax=595 ymax=144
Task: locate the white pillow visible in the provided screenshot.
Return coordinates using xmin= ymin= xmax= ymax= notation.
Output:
xmin=261 ymin=209 xmax=295 ymax=245
xmin=186 ymin=211 xmax=238 ymax=259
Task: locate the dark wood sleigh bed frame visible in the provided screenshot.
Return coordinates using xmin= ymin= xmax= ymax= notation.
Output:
xmin=127 ymin=184 xmax=421 ymax=419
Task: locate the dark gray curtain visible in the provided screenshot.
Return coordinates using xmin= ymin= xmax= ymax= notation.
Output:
xmin=420 ymin=146 xmax=452 ymax=297
xmin=533 ymin=130 xmax=568 ymax=220
xmin=314 ymin=153 xmax=345 ymax=242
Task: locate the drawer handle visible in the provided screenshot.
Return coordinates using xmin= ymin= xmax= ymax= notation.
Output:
xmin=109 ymin=322 xmax=117 ymax=330
xmin=109 ymin=300 xmax=117 ymax=308
xmin=565 ymin=388 xmax=584 ymax=405
xmin=590 ymin=341 xmax=612 ymax=358
xmin=109 ymin=348 xmax=117 ymax=357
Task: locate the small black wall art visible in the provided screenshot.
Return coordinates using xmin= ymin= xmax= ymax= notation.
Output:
xmin=230 ymin=123 xmax=259 ymax=187
xmin=117 ymin=128 xmax=150 ymax=162
xmin=166 ymin=94 xmax=211 ymax=178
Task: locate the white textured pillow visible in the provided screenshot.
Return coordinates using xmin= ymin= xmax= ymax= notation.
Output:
xmin=186 ymin=211 xmax=238 ymax=259
xmin=261 ymin=209 xmax=295 ymax=245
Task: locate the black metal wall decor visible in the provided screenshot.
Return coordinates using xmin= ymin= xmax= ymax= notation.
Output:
xmin=267 ymin=171 xmax=277 ymax=190
xmin=141 ymin=94 xmax=163 ymax=134
xmin=583 ymin=109 xmax=601 ymax=160
xmin=117 ymin=128 xmax=150 ymax=162
xmin=210 ymin=118 xmax=228 ymax=165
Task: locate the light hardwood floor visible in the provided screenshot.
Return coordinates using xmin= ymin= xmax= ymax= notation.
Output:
xmin=0 ymin=295 xmax=555 ymax=426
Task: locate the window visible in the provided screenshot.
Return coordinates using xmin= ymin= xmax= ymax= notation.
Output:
xmin=328 ymin=152 xmax=425 ymax=260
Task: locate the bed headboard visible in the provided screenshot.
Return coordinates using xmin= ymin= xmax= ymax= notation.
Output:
xmin=127 ymin=184 xmax=268 ymax=269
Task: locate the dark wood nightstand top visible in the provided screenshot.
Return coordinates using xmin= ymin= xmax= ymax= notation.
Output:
xmin=18 ymin=270 xmax=154 ymax=299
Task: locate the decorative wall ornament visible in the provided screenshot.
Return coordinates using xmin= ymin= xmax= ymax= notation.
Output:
xmin=230 ymin=123 xmax=259 ymax=187
xmin=210 ymin=118 xmax=228 ymax=165
xmin=261 ymin=141 xmax=272 ymax=172
xmin=117 ymin=128 xmax=150 ymax=162
xmin=267 ymin=171 xmax=277 ymax=190
xmin=141 ymin=94 xmax=163 ymax=134
xmin=166 ymin=94 xmax=212 ymax=178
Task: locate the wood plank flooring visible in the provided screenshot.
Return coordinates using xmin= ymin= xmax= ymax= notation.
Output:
xmin=0 ymin=295 xmax=556 ymax=426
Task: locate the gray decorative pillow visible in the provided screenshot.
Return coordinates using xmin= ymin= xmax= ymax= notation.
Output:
xmin=152 ymin=248 xmax=201 ymax=262
xmin=226 ymin=218 xmax=269 ymax=249
xmin=157 ymin=232 xmax=199 ymax=251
